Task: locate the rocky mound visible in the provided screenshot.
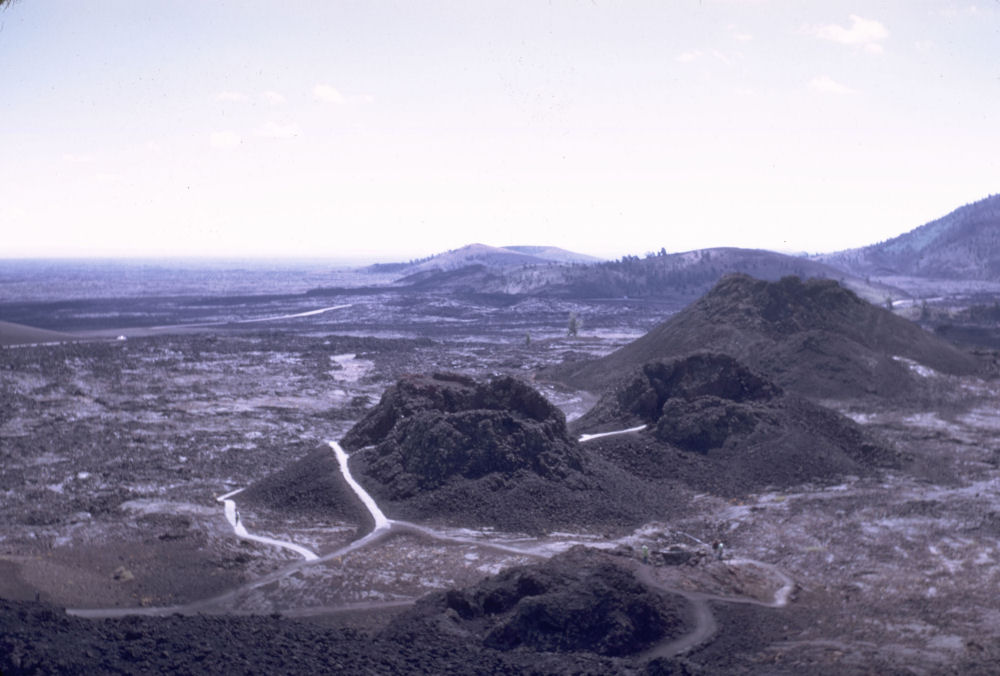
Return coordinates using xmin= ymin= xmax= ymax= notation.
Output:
xmin=581 ymin=353 xmax=781 ymax=432
xmin=575 ymin=354 xmax=900 ymax=494
xmin=384 ymin=546 xmax=693 ymax=658
xmin=342 ymin=372 xmax=583 ymax=498
xmin=343 ymin=373 xmax=580 ymax=470
xmin=244 ymin=373 xmax=683 ymax=534
xmin=240 ymin=369 xmax=581 ymax=527
xmin=343 ymin=373 xmax=667 ymax=532
xmin=1 ymin=596 xmax=684 ymax=675
xmin=546 ymin=274 xmax=980 ymax=400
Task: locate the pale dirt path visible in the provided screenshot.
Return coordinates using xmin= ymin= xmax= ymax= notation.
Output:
xmin=633 ymin=558 xmax=796 ymax=659
xmin=217 ymin=488 xmax=319 ymax=561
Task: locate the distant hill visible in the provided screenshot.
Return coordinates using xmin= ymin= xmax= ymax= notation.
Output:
xmin=364 ymin=243 xmax=600 ymax=275
xmin=818 ymin=194 xmax=1000 ymax=281
xmin=392 ymin=246 xmax=896 ymax=305
xmin=541 ymin=274 xmax=980 ymax=400
xmin=495 ymin=247 xmax=889 ymax=301
xmin=501 ymin=245 xmax=601 ymax=263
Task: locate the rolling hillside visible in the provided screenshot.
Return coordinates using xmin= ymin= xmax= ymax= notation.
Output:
xmin=542 ymin=274 xmax=980 ymax=399
xmin=393 ymin=246 xmax=895 ymax=305
xmin=365 ymin=243 xmax=599 ymax=275
xmin=818 ymin=194 xmax=1000 ymax=281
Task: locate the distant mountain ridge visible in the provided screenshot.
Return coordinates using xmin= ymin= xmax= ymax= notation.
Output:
xmin=388 ymin=246 xmax=894 ymax=305
xmin=491 ymin=247 xmax=884 ymax=300
xmin=364 ymin=243 xmax=600 ymax=275
xmin=817 ymin=194 xmax=1000 ymax=280
xmin=355 ymin=194 xmax=1000 ymax=302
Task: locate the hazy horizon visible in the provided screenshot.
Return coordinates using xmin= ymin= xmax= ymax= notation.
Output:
xmin=2 ymin=2 xmax=997 ymax=259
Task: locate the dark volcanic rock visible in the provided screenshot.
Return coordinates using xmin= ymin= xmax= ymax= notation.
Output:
xmin=385 ymin=546 xmax=693 ymax=658
xmin=246 ymin=373 xmax=677 ymax=534
xmin=0 ymin=585 xmax=696 ymax=675
xmin=545 ymin=274 xmax=981 ymax=400
xmin=586 ymin=354 xmax=782 ymax=430
xmin=576 ymin=354 xmax=900 ymax=494
xmin=343 ymin=373 xmax=584 ymax=499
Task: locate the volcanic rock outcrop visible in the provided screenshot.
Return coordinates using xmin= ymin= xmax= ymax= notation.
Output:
xmin=575 ymin=353 xmax=900 ymax=494
xmin=342 ymin=372 xmax=584 ymax=497
xmin=241 ymin=372 xmax=704 ymax=534
xmin=343 ymin=374 xmax=700 ymax=533
xmin=0 ymin=594 xmax=677 ymax=675
xmin=384 ymin=546 xmax=693 ymax=658
xmin=342 ymin=373 xmax=645 ymax=532
xmin=546 ymin=274 xmax=980 ymax=400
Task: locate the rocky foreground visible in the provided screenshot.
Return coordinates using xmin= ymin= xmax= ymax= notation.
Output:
xmin=0 ymin=548 xmax=709 ymax=675
xmin=4 ymin=274 xmax=997 ymax=675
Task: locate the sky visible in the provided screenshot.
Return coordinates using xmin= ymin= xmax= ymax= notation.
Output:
xmin=1 ymin=1 xmax=998 ymax=261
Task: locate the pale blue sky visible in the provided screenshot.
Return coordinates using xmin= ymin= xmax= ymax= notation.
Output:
xmin=1 ymin=1 xmax=998 ymax=260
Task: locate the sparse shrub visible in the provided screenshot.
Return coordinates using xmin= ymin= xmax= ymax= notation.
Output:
xmin=567 ymin=312 xmax=581 ymax=337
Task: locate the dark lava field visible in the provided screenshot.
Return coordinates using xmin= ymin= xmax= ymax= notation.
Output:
xmin=2 ymin=266 xmax=1000 ymax=675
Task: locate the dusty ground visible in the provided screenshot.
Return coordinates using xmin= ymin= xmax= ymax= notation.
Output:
xmin=2 ymin=285 xmax=999 ymax=674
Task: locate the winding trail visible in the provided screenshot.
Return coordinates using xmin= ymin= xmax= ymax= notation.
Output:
xmin=149 ymin=304 xmax=352 ymax=331
xmin=578 ymin=425 xmax=647 ymax=443
xmin=69 ymin=423 xmax=796 ymax=663
xmin=329 ymin=441 xmax=389 ymax=530
xmin=217 ymin=488 xmax=318 ymax=561
xmin=634 ymin=558 xmax=796 ymax=658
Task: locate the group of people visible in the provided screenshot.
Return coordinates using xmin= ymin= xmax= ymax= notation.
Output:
xmin=638 ymin=540 xmax=725 ymax=565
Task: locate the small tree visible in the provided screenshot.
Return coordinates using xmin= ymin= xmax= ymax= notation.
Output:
xmin=567 ymin=312 xmax=581 ymax=337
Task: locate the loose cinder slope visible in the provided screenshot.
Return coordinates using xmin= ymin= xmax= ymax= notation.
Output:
xmin=545 ymin=274 xmax=980 ymax=400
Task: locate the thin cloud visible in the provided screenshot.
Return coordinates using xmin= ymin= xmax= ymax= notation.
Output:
xmin=262 ymin=90 xmax=286 ymax=105
xmin=216 ymin=90 xmax=249 ymax=103
xmin=312 ymin=84 xmax=374 ymax=104
xmin=808 ymin=75 xmax=857 ymax=95
xmin=313 ymin=84 xmax=346 ymax=104
xmin=812 ymin=15 xmax=888 ymax=54
xmin=674 ymin=50 xmax=703 ymax=63
xmin=209 ymin=130 xmax=242 ymax=149
xmin=255 ymin=121 xmax=301 ymax=139
xmin=728 ymin=24 xmax=753 ymax=42
xmin=940 ymin=4 xmax=985 ymax=18
xmin=1 ymin=206 xmax=28 ymax=222
xmin=711 ymin=50 xmax=737 ymax=66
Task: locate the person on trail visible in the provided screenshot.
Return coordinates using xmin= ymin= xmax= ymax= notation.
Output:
xmin=713 ymin=540 xmax=725 ymax=560
xmin=641 ymin=545 xmax=649 ymax=564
